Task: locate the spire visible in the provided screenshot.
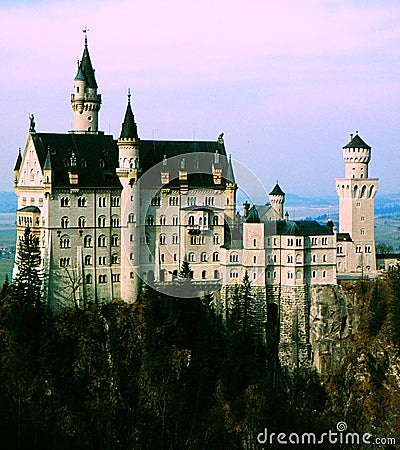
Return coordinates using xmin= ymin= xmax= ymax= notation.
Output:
xmin=269 ymin=181 xmax=285 ymax=196
xmin=226 ymin=154 xmax=235 ymax=183
xmin=14 ymin=148 xmax=22 ymax=171
xmin=343 ymin=133 xmax=371 ymax=150
xmin=79 ymin=27 xmax=97 ymax=89
xmin=120 ymin=90 xmax=139 ymax=139
xmin=43 ymin=151 xmax=52 ymax=171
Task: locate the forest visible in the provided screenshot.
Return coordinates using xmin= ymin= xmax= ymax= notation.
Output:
xmin=0 ymin=228 xmax=399 ymax=449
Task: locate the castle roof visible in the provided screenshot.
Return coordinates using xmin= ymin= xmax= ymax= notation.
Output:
xmin=119 ymin=97 xmax=138 ymax=140
xmin=18 ymin=206 xmax=41 ymax=213
xmin=245 ymin=206 xmax=261 ymax=223
xmin=79 ymin=44 xmax=97 ymax=89
xmin=13 ymin=149 xmax=22 ymax=171
xmin=337 ymin=232 xmax=353 ymax=242
xmin=273 ymin=220 xmax=335 ymax=236
xmin=31 ymin=133 xmax=121 ymax=188
xmin=269 ymin=182 xmax=285 ymax=196
xmin=343 ymin=134 xmax=371 ymax=150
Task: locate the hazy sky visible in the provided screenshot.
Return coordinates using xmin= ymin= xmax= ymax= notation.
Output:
xmin=1 ymin=0 xmax=400 ymax=198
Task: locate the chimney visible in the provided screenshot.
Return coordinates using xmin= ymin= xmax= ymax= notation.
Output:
xmin=243 ymin=201 xmax=250 ymax=218
xmin=285 ymin=211 xmax=289 ymax=221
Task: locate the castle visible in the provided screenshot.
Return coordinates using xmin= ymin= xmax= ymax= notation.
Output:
xmin=13 ymin=36 xmax=379 ymax=362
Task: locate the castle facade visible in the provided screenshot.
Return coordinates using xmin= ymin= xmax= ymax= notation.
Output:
xmin=13 ymin=37 xmax=379 ymax=320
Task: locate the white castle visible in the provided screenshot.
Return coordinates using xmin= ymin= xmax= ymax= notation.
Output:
xmin=13 ymin=36 xmax=378 ymax=313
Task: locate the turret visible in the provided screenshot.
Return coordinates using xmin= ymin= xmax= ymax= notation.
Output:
xmin=342 ymin=132 xmax=371 ymax=179
xmin=269 ymin=182 xmax=285 ymax=220
xmin=70 ymin=30 xmax=102 ymax=133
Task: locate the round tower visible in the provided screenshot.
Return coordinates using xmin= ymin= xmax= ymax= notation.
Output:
xmin=342 ymin=132 xmax=371 ymax=179
xmin=70 ymin=31 xmax=102 ymax=133
xmin=269 ymin=182 xmax=285 ymax=220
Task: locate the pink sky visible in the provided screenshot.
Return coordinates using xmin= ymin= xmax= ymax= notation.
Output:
xmin=1 ymin=0 xmax=400 ymax=197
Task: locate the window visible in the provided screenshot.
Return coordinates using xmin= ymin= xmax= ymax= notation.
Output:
xmin=287 ymin=238 xmax=294 ymax=246
xmin=130 ymin=234 xmax=134 ymax=242
xmin=365 ymin=245 xmax=372 ymax=253
xmin=160 ymin=234 xmax=166 ymax=245
xmin=213 ymin=215 xmax=219 ymax=226
xmin=267 ymin=237 xmax=271 ymax=246
xmin=78 ymin=216 xmax=86 ymax=228
xmin=99 ymin=256 xmax=107 ymax=265
xmin=111 ymin=216 xmax=120 ymax=227
xmin=202 ymin=270 xmax=207 ymax=279
xmin=128 ymin=213 xmax=135 ymax=223
xmin=201 ymin=252 xmax=207 ymax=262
xmin=39 ymin=198 xmax=43 ymax=207
xmin=322 ymin=237 xmax=328 ymax=245
xmin=61 ymin=216 xmax=69 ymax=228
xmin=311 ymin=237 xmax=318 ymax=245
xmin=112 ymin=274 xmax=121 ymax=283
xmin=337 ymin=245 xmax=343 ymax=254
xmin=172 ymin=234 xmax=179 ymax=244
xmin=86 ymin=274 xmax=92 ymax=284
xmin=360 ymin=228 xmax=365 ymax=236
xmin=130 ymin=272 xmax=134 ymax=279
xmin=98 ymin=235 xmax=107 ymax=247
xmin=323 ymin=254 xmax=327 ymax=262
xmin=213 ymin=234 xmax=220 ymax=245
xmin=99 ymin=274 xmax=107 ymax=284
xmin=287 ymin=255 xmax=293 ymax=263
xmin=213 ymin=252 xmax=219 ymax=262
xmin=78 ymin=197 xmax=87 ymax=207
xmin=98 ymin=197 xmax=106 ymax=207
xmin=205 ymin=196 xmax=215 ymax=206
xmin=60 ymin=197 xmax=70 ymax=207
xmin=230 ymin=253 xmax=239 ymax=262
xmin=188 ymin=215 xmax=195 ymax=226
xmin=188 ymin=196 xmax=196 ymax=206
xmin=322 ymin=270 xmax=326 ymax=278
xmin=169 ymin=196 xmax=179 ymax=206
xmin=360 ymin=216 xmax=365 ymax=222
xmin=22 ymin=197 xmax=27 ymax=206
xmin=111 ymin=254 xmax=119 ymax=264
xmin=188 ymin=252 xmax=195 ymax=262
xmin=273 ymin=255 xmax=277 ymax=263
xmin=84 ymin=255 xmax=92 ymax=265
xmin=59 ymin=257 xmax=70 ymax=267
xmin=60 ymin=235 xmax=70 ymax=248
xmin=130 ymin=253 xmax=135 ymax=260
xmin=287 ymin=272 xmax=293 ymax=279
xmin=159 ymin=215 xmax=166 ymax=225
xmin=172 ymin=216 xmax=178 ymax=225
xmin=356 ymin=245 xmax=362 ymax=253
xmin=151 ymin=196 xmax=161 ymax=206
xmin=98 ymin=215 xmax=106 ymax=227
xmin=160 ymin=254 xmax=165 ymax=263
xmin=111 ymin=196 xmax=120 ymax=207
xmin=84 ymin=235 xmax=92 ymax=248
xmin=173 ymin=254 xmax=177 ymax=262
xmin=147 ymin=216 xmax=154 ymax=226
xmin=296 ymin=238 xmax=302 ymax=246
xmin=312 ymin=271 xmax=316 ymax=278
xmin=312 ymin=254 xmax=317 ymax=263
xmin=140 ymin=235 xmax=149 ymax=245
xmin=112 ymin=235 xmax=119 ymax=247
xmin=230 ymin=270 xmax=239 ymax=279
xmin=253 ymin=238 xmax=257 ymax=247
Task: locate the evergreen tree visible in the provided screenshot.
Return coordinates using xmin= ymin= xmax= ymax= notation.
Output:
xmin=179 ymin=257 xmax=193 ymax=279
xmin=13 ymin=226 xmax=42 ymax=309
xmin=1 ymin=274 xmax=10 ymax=298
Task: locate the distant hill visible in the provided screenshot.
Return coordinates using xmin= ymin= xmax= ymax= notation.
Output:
xmin=0 ymin=192 xmax=17 ymax=214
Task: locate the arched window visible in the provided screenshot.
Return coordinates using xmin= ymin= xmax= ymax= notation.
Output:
xmin=112 ymin=235 xmax=119 ymax=247
xmin=159 ymin=215 xmax=166 ymax=225
xmin=230 ymin=270 xmax=239 ymax=279
xmin=188 ymin=252 xmax=195 ymax=262
xmin=84 ymin=235 xmax=92 ymax=248
xmin=111 ymin=215 xmax=120 ymax=227
xmin=128 ymin=213 xmax=135 ymax=223
xmin=86 ymin=274 xmax=92 ymax=284
xmin=323 ymin=254 xmax=327 ymax=262
xmin=99 ymin=274 xmax=107 ymax=284
xmin=230 ymin=253 xmax=239 ymax=262
xmin=172 ymin=234 xmax=179 ymax=244
xmin=147 ymin=216 xmax=154 ymax=226
xmin=202 ymin=270 xmax=207 ymax=279
xmin=98 ymin=235 xmax=106 ymax=247
xmin=214 ymin=270 xmax=220 ymax=279
xmin=213 ymin=234 xmax=220 ymax=245
xmin=78 ymin=197 xmax=87 ymax=207
xmin=61 ymin=216 xmax=69 ymax=228
xmin=213 ymin=215 xmax=219 ymax=226
xmin=98 ymin=215 xmax=106 ymax=227
xmin=188 ymin=215 xmax=195 ymax=226
xmin=111 ymin=254 xmax=119 ymax=264
xmin=253 ymin=238 xmax=257 ymax=247
xmin=213 ymin=252 xmax=219 ymax=262
xmin=84 ymin=255 xmax=92 ymax=265
xmin=60 ymin=235 xmax=70 ymax=248
xmin=160 ymin=234 xmax=166 ymax=245
xmin=78 ymin=216 xmax=86 ymax=228
xmin=201 ymin=252 xmax=207 ymax=262
xmin=253 ymin=255 xmax=257 ymax=264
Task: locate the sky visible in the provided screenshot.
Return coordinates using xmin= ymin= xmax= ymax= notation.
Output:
xmin=1 ymin=0 xmax=400 ymax=198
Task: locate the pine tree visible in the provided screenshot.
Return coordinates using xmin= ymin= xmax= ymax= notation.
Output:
xmin=1 ymin=274 xmax=10 ymax=298
xmin=13 ymin=226 xmax=42 ymax=309
xmin=179 ymin=258 xmax=193 ymax=279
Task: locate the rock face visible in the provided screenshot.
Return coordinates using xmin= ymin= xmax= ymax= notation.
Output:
xmin=309 ymin=284 xmax=359 ymax=374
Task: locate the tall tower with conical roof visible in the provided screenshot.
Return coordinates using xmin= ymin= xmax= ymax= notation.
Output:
xmin=117 ymin=91 xmax=141 ymax=302
xmin=336 ymin=133 xmax=378 ymax=275
xmin=70 ymin=30 xmax=102 ymax=133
